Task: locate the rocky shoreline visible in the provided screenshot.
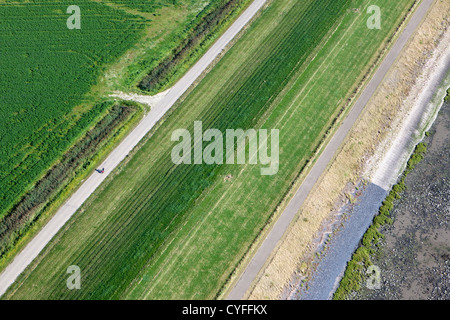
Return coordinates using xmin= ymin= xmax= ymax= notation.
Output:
xmin=290 ymin=89 xmax=449 ymax=300
xmin=352 ymin=101 xmax=449 ymax=300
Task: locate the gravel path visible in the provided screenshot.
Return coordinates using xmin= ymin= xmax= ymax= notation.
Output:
xmin=354 ymin=102 xmax=449 ymax=300
xmin=0 ymin=0 xmax=269 ymax=298
xmin=294 ymin=38 xmax=449 ymax=301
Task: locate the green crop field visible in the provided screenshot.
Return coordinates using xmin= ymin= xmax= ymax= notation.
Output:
xmin=0 ymin=0 xmax=149 ymax=219
xmin=0 ymin=0 xmax=239 ymax=269
xmin=4 ymin=0 xmax=416 ymax=299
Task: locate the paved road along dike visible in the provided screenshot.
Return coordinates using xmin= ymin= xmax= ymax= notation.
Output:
xmin=0 ymin=0 xmax=269 ymax=298
xmin=227 ymin=0 xmax=436 ymax=300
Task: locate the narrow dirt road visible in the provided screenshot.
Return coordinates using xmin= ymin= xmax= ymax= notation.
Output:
xmin=0 ymin=0 xmax=268 ymax=298
xmin=227 ymin=0 xmax=435 ymax=300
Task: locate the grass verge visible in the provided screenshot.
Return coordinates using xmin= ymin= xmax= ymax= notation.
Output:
xmin=333 ymin=142 xmax=428 ymax=300
xmin=3 ymin=0 xmax=419 ymax=300
xmin=0 ymin=101 xmax=143 ymax=274
xmin=248 ymin=0 xmax=449 ymax=299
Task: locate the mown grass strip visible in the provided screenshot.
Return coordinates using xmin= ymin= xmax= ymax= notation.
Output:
xmin=5 ymin=0 xmax=416 ymax=300
xmin=0 ymin=101 xmax=142 ymax=271
xmin=6 ymin=0 xmax=352 ymax=299
xmin=0 ymin=0 xmax=149 ymax=219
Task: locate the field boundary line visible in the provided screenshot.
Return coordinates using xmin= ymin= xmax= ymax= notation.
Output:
xmin=0 ymin=0 xmax=269 ymax=298
xmin=226 ymin=0 xmax=433 ymax=300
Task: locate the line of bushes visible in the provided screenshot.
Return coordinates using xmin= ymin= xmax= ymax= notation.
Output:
xmin=138 ymin=0 xmax=249 ymax=93
xmin=0 ymin=0 xmax=252 ymax=276
xmin=0 ymin=103 xmax=138 ymax=261
xmin=0 ymin=1 xmax=148 ymax=218
xmin=333 ymin=141 xmax=428 ymax=300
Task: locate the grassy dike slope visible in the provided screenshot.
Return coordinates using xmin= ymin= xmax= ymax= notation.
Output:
xmin=0 ymin=0 xmax=147 ymax=220
xmin=5 ymin=0 xmax=415 ymax=299
xmin=0 ymin=0 xmax=243 ymax=275
xmin=248 ymin=0 xmax=449 ymax=300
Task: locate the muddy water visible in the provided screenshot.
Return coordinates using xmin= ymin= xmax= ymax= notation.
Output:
xmin=354 ymin=102 xmax=449 ymax=300
xmin=294 ymin=182 xmax=388 ymax=300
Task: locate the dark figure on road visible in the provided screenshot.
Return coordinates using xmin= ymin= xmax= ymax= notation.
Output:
xmin=96 ymin=168 xmax=105 ymax=174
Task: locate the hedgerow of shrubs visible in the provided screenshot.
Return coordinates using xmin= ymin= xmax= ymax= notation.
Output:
xmin=0 ymin=103 xmax=137 ymax=261
xmin=138 ymin=0 xmax=249 ymax=93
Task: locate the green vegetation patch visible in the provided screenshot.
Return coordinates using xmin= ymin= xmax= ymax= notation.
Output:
xmin=0 ymin=101 xmax=140 ymax=266
xmin=138 ymin=0 xmax=250 ymax=93
xmin=0 ymin=0 xmax=148 ymax=219
xmin=5 ymin=0 xmax=417 ymax=300
xmin=443 ymin=87 xmax=450 ymax=102
xmin=333 ymin=142 xmax=428 ymax=300
xmin=106 ymin=0 xmax=178 ymax=13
